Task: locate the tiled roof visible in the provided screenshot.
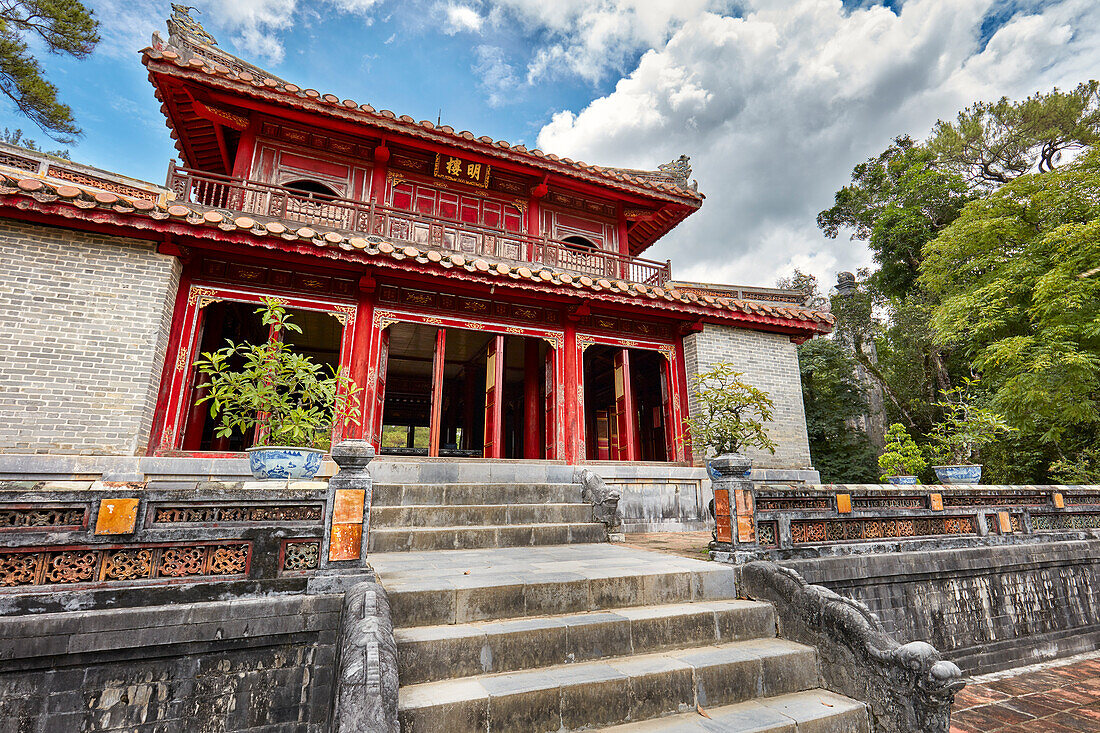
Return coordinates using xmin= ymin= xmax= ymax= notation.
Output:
xmin=141 ymin=44 xmax=703 ymax=206
xmin=0 ymin=170 xmax=832 ymax=333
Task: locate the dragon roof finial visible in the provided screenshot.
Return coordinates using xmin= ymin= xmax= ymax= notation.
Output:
xmin=168 ymin=4 xmax=217 ymax=47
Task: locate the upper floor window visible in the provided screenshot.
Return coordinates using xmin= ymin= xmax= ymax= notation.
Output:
xmin=562 ymin=235 xmax=598 ymax=252
xmin=285 ymin=179 xmax=339 ymax=200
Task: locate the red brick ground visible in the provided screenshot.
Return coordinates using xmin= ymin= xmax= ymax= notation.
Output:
xmin=951 ymin=652 xmax=1100 ymax=732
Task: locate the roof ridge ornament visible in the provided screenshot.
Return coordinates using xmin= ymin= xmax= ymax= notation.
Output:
xmin=168 ymin=4 xmax=218 ymax=47
xmin=658 ymin=154 xmax=697 ymax=191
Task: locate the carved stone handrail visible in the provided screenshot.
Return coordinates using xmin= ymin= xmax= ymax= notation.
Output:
xmin=740 ymin=561 xmax=965 ymax=733
xmin=334 ymin=580 xmax=399 ymax=733
xmin=578 ymin=468 xmax=622 ymax=539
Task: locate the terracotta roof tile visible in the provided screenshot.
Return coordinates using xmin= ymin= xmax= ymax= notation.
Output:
xmin=0 ymin=170 xmax=832 ymax=332
xmin=141 ymin=46 xmax=703 ymax=205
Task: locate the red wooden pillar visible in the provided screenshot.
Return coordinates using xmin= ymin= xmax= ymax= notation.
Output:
xmin=483 ymin=334 xmax=505 ymax=458
xmin=370 ymin=142 xmax=390 ymax=206
xmin=429 ymin=328 xmax=446 ymax=457
xmin=231 ymin=121 xmax=259 ymax=178
xmin=348 ymin=280 xmax=375 ymax=440
xmin=147 ymin=260 xmax=193 ymax=454
xmin=614 ymin=348 xmax=639 ymax=461
xmin=523 ymin=339 xmax=541 ymax=459
xmin=562 ymin=322 xmax=580 ymax=463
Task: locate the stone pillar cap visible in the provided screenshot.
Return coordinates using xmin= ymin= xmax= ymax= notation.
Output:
xmin=331 ymin=440 xmax=376 ymax=469
xmin=709 ymin=453 xmax=752 ymax=476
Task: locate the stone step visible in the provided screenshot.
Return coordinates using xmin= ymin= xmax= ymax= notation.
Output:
xmin=396 ymin=599 xmax=776 ymax=685
xmin=371 ymin=503 xmax=594 ymax=528
xmin=371 ymin=482 xmax=583 ymax=507
xmin=382 ymin=563 xmax=737 ymax=627
xmin=397 ymin=638 xmax=821 ymax=732
xmin=368 ymin=522 xmax=607 ymax=553
xmin=593 ymin=689 xmax=870 ymax=732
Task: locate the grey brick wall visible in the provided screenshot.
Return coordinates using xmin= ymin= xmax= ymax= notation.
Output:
xmin=683 ymin=324 xmax=812 ymax=469
xmin=0 ymin=219 xmax=180 ymax=455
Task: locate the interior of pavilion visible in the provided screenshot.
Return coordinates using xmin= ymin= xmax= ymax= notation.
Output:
xmin=582 ymin=345 xmax=671 ymax=462
xmin=379 ymin=323 xmax=550 ymax=458
xmin=182 ymin=301 xmax=345 ymax=451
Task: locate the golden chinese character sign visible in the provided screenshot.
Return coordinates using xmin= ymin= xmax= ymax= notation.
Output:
xmin=434 ymin=153 xmax=492 ymax=188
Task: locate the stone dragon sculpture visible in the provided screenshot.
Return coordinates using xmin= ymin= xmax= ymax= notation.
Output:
xmin=740 ymin=561 xmax=965 ymax=733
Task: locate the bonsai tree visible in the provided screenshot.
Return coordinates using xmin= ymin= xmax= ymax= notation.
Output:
xmin=878 ymin=423 xmax=927 ymax=480
xmin=193 ymin=298 xmax=362 ymax=449
xmin=929 ymin=378 xmax=1015 ymax=466
xmin=683 ymin=363 xmax=777 ymax=457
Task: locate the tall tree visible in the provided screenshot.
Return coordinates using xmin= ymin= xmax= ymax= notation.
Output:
xmin=798 ymin=337 xmax=878 ymax=483
xmin=920 ymin=147 xmax=1100 ymax=477
xmin=0 ymin=0 xmax=99 ymax=142
xmin=818 ymin=136 xmax=971 ymax=299
xmin=928 ymin=81 xmax=1100 ymax=187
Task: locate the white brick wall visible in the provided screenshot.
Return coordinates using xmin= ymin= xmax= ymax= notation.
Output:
xmin=0 ymin=219 xmax=180 ymax=454
xmin=683 ymin=324 xmax=812 ymax=469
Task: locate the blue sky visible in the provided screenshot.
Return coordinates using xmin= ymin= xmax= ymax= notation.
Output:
xmin=7 ymin=0 xmax=1099 ymax=287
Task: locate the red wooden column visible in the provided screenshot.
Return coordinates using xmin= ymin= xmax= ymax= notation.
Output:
xmin=231 ymin=120 xmax=259 ymax=178
xmin=348 ymin=278 xmax=375 ymax=440
xmin=523 ymin=339 xmax=541 ymax=459
xmin=370 ymin=142 xmax=390 ymax=206
xmin=483 ymin=335 xmax=505 ymax=458
xmin=429 ymin=328 xmax=446 ymax=457
xmin=562 ymin=323 xmax=580 ymax=463
xmin=613 ymin=348 xmax=639 ymax=461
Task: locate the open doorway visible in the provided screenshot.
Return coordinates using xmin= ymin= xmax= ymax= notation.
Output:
xmin=583 ymin=345 xmax=672 ymax=462
xmin=181 ymin=302 xmax=344 ymax=451
xmin=378 ymin=323 xmax=551 ymax=458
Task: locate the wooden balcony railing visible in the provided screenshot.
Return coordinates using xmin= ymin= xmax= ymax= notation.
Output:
xmin=167 ymin=164 xmax=673 ymax=286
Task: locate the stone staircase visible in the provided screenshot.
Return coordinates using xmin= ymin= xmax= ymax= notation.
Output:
xmin=368 ymin=479 xmax=607 ymax=552
xmin=367 ymin=466 xmax=870 ymax=732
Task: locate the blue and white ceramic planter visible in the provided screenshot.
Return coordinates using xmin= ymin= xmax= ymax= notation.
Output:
xmin=934 ymin=464 xmax=982 ymax=485
xmin=246 ymin=446 xmax=325 ymax=480
xmin=886 ymin=475 xmax=918 ymax=485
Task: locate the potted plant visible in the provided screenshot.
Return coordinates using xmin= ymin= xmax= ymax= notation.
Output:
xmin=928 ymin=378 xmax=1014 ymax=484
xmin=193 ymin=298 xmax=362 ymax=480
xmin=683 ymin=363 xmax=777 ymax=474
xmin=878 ymin=423 xmax=926 ymax=485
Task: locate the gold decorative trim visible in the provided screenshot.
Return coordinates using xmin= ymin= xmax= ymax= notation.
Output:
xmin=542 ymin=334 xmax=564 ymax=350
xmin=578 ymin=335 xmax=597 ymax=352
xmin=386 ymin=171 xmax=406 ymax=188
xmin=374 ymin=309 xmax=400 ymax=329
xmin=510 ymin=198 xmax=528 ymax=214
xmin=329 ymin=305 xmax=357 ymax=326
xmin=174 ymin=348 xmax=191 ymax=372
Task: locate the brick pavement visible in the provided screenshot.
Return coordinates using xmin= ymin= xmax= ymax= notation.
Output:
xmin=951 ymin=651 xmax=1100 ymax=732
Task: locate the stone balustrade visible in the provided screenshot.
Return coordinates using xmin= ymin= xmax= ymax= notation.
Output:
xmin=711 ymin=475 xmax=1100 ymax=561
xmin=0 ymin=440 xmax=377 ymax=614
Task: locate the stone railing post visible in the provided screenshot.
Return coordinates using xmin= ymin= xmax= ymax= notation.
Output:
xmin=710 ymin=454 xmax=755 ymax=558
xmin=322 ymin=440 xmax=375 ymax=569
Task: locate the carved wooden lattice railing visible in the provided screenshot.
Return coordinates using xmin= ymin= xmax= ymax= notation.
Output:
xmin=167 ymin=164 xmax=673 ymax=286
xmin=714 ymin=483 xmax=1100 ymax=559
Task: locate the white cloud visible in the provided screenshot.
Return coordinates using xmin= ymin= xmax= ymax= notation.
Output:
xmin=473 ymin=45 xmax=521 ymax=106
xmin=536 ymin=0 xmax=1100 ymax=289
xmin=443 ymin=3 xmax=485 ymax=34
xmin=487 ymin=0 xmax=728 ymax=83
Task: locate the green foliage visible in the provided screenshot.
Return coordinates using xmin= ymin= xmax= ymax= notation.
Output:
xmin=878 ymin=423 xmax=927 ymax=480
xmin=0 ymin=0 xmax=100 ymax=142
xmin=193 ymin=299 xmax=362 ymax=449
xmin=1049 ymin=447 xmax=1100 ymax=484
xmin=817 ymin=136 xmax=972 ymax=299
xmin=927 ymin=379 xmax=1016 ymax=466
xmin=798 ymin=338 xmax=877 ymax=483
xmin=1 ymin=127 xmax=68 ymax=157
xmin=929 ymin=81 xmax=1100 ymax=186
xmin=683 ymin=363 xmax=776 ymax=457
xmin=920 ymin=148 xmax=1100 ymax=457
